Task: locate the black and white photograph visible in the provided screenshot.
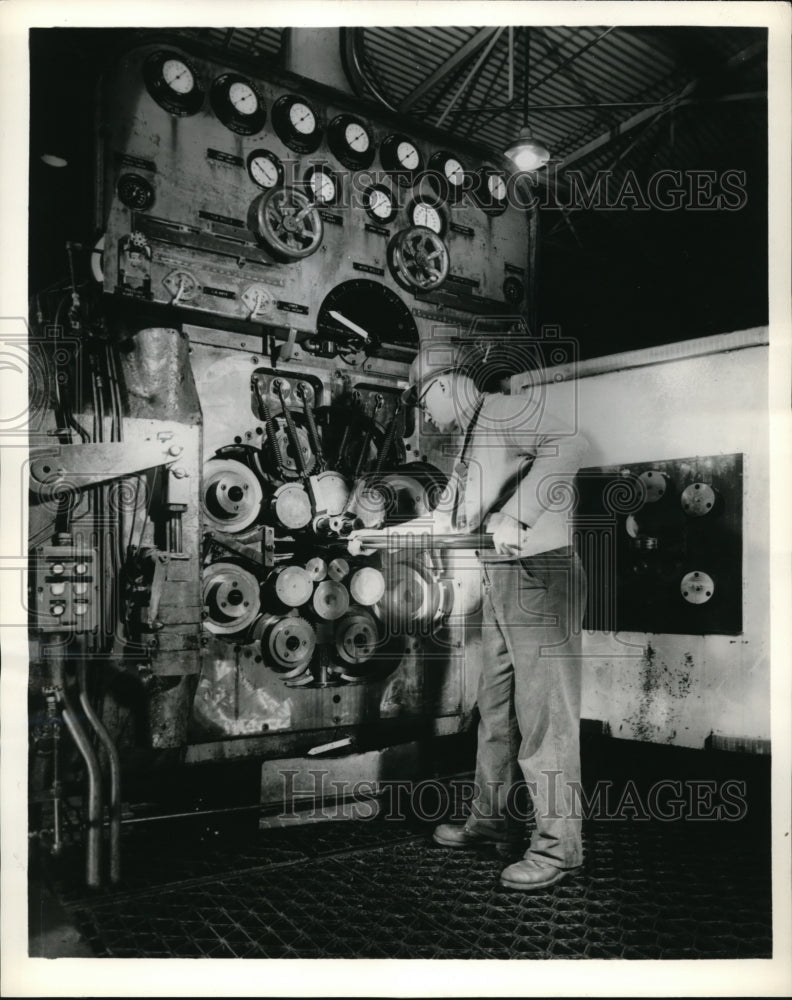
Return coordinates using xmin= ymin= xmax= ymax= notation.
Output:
xmin=1 ymin=1 xmax=790 ymax=996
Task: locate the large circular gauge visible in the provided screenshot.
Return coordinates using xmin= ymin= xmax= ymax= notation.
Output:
xmin=143 ymin=51 xmax=204 ymax=116
xmin=327 ymin=113 xmax=375 ymax=169
xmin=117 ymin=173 xmax=155 ymax=211
xmin=380 ymin=134 xmax=423 ymax=182
xmin=408 ymin=198 xmax=446 ymax=237
xmin=304 ymin=165 xmax=338 ymax=206
xmin=247 ymin=149 xmax=284 ymax=190
xmin=475 ymin=167 xmax=509 ymax=215
xmin=363 ymin=184 xmax=397 ymax=224
xmin=317 ymin=280 xmax=418 ymax=354
xmin=272 ymin=94 xmax=323 ymax=153
xmin=427 ymin=151 xmax=468 ymax=203
xmin=210 ymin=74 xmax=267 ymax=135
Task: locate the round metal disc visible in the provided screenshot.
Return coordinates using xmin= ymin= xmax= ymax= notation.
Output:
xmin=639 ymin=470 xmax=669 ymax=503
xmin=313 ymin=580 xmax=350 ymax=620
xmin=202 ymin=459 xmax=263 ymax=532
xmin=274 ymin=565 xmax=313 ymax=607
xmin=349 ymin=566 xmax=386 ymax=606
xmin=266 ymin=615 xmax=316 ymax=669
xmin=305 ymin=557 xmax=328 ymax=581
xmin=381 ymin=560 xmax=440 ymax=629
xmin=272 ymin=483 xmax=312 ymax=530
xmin=327 ymin=557 xmax=350 ymax=582
xmin=334 ymin=608 xmax=378 ymax=664
xmin=681 ymin=482 xmax=717 ymax=516
xmin=202 ymin=562 xmax=261 ymax=634
xmin=680 ymin=570 xmax=715 ymax=604
xmin=313 ymin=471 xmax=350 ymax=516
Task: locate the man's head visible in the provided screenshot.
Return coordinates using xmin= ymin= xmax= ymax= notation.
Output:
xmin=403 ymin=340 xmax=478 ymax=433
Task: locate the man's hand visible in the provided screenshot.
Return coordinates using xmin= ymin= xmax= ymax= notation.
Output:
xmin=490 ymin=513 xmax=529 ymax=556
xmin=347 ymin=529 xmax=379 ymax=557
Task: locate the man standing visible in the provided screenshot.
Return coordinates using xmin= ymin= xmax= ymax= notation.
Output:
xmin=350 ymin=340 xmax=588 ymax=890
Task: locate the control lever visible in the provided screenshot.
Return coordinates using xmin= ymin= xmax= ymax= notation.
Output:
xmin=353 ymin=393 xmax=384 ymax=480
xmin=296 ymin=382 xmax=325 ymax=472
xmin=254 ymin=378 xmax=286 ymax=474
xmin=273 ymin=379 xmax=318 ymax=512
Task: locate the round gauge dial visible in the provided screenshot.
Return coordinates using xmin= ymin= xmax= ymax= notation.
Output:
xmin=380 ymin=133 xmax=423 ymax=181
xmin=210 ymin=74 xmax=266 ymax=135
xmin=304 ymin=165 xmax=338 ymax=205
xmin=247 ymin=149 xmax=284 ymax=190
xmin=474 ymin=167 xmax=509 ymax=215
xmin=427 ymin=150 xmax=468 ymax=202
xmin=409 ymin=200 xmax=445 ymax=236
xmin=363 ymin=185 xmax=397 ymax=224
xmin=272 ymin=94 xmax=323 ymax=153
xmin=327 ymin=114 xmax=375 ymax=169
xmin=117 ymin=173 xmax=155 ymax=211
xmin=503 ymin=275 xmax=524 ymax=304
xmin=143 ymin=50 xmax=204 ymax=116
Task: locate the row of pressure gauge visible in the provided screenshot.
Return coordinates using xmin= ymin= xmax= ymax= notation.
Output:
xmin=142 ymin=49 xmax=511 ymax=215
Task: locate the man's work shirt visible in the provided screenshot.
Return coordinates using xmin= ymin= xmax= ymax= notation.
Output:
xmin=447 ymin=391 xmax=588 ymax=560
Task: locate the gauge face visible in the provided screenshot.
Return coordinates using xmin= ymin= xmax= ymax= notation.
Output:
xmin=397 ymin=141 xmax=420 ymax=170
xmin=364 ymin=185 xmax=397 ymax=224
xmin=272 ymin=94 xmax=323 ymax=153
xmin=410 ymin=202 xmax=444 ymax=235
xmin=474 ymin=167 xmax=509 ymax=215
xmin=503 ymin=275 xmax=524 ymax=304
xmin=144 ymin=50 xmax=204 ymax=116
xmin=117 ymin=173 xmax=155 ymax=210
xmin=346 ymin=122 xmax=369 ymax=152
xmin=162 ymin=58 xmax=194 ymax=95
xmin=289 ymin=101 xmax=316 ymax=135
xmin=425 ymin=151 xmax=468 ymax=203
xmin=488 ymin=173 xmax=508 ymax=202
xmin=229 ymin=81 xmax=258 ymax=115
xmin=380 ymin=133 xmax=423 ymax=181
xmin=210 ymin=74 xmax=266 ymax=135
xmin=305 ymin=165 xmax=337 ymax=205
xmin=247 ymin=149 xmax=284 ymax=190
xmin=327 ymin=114 xmax=376 ymax=169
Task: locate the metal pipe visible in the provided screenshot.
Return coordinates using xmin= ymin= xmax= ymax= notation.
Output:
xmin=77 ymin=658 xmax=122 ymax=884
xmin=354 ymin=532 xmax=495 ymax=550
xmin=49 ymin=640 xmax=103 ymax=887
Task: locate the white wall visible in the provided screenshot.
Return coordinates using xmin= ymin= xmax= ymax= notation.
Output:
xmin=516 ymin=331 xmax=770 ymax=749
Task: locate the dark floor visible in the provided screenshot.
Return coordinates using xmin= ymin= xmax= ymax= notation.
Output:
xmin=30 ymin=737 xmax=773 ymax=960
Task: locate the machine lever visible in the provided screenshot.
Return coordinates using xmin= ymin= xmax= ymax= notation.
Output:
xmin=273 ymin=379 xmax=319 ymax=512
xmin=297 ymin=382 xmax=325 ymax=472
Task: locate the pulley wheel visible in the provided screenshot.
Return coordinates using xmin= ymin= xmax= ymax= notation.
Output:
xmin=327 ymin=557 xmax=350 ymax=582
xmin=272 ymin=482 xmax=312 ymax=530
xmin=349 ymin=566 xmax=386 ymax=606
xmin=262 ymin=615 xmax=316 ymax=671
xmin=313 ymin=580 xmax=350 ymax=621
xmin=334 ymin=608 xmax=378 ymax=665
xmin=273 ymin=565 xmax=313 ymax=608
xmin=274 ymin=422 xmax=316 ymax=478
xmin=313 ymin=471 xmax=350 ymax=516
xmin=202 ymin=562 xmax=261 ymax=635
xmin=202 ymin=458 xmax=263 ymax=532
xmin=381 ymin=559 xmax=441 ymax=629
xmin=388 ymin=225 xmax=449 ymax=291
xmin=305 ymin=557 xmax=328 ymax=582
xmin=253 ymin=186 xmax=324 ymax=261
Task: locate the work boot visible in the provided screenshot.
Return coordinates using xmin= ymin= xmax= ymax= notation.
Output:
xmin=432 ymin=822 xmax=516 ymax=850
xmin=499 ymin=857 xmax=580 ymax=890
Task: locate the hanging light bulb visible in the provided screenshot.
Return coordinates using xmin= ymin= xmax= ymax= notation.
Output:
xmin=505 ymin=126 xmax=551 ymax=171
xmin=504 ymin=27 xmax=552 ymax=172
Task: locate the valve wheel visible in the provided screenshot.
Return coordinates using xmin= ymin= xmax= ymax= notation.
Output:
xmin=254 ymin=186 xmax=324 ymax=261
xmin=388 ymin=225 xmax=449 ymax=291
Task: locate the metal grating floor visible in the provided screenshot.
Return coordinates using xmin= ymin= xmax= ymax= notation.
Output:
xmin=36 ymin=806 xmax=772 ymax=960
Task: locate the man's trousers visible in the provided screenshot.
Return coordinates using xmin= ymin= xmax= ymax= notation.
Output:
xmin=466 ymin=546 xmax=587 ymax=869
